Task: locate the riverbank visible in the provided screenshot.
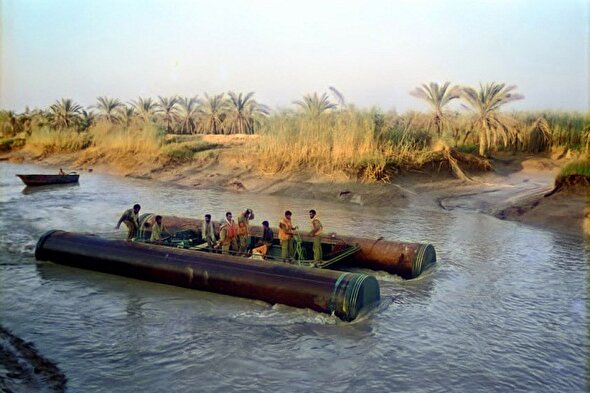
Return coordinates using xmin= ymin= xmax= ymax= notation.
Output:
xmin=3 ymin=147 xmax=587 ymax=237
xmin=428 ymin=154 xmax=587 ymax=237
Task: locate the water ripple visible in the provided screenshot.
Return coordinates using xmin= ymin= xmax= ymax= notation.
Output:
xmin=0 ymin=161 xmax=587 ymax=392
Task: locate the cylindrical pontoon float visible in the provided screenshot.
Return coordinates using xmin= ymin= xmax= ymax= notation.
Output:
xmin=147 ymin=215 xmax=436 ymax=279
xmin=35 ymin=230 xmax=380 ymax=321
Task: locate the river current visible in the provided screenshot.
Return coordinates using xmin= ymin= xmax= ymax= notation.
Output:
xmin=0 ymin=162 xmax=587 ymax=392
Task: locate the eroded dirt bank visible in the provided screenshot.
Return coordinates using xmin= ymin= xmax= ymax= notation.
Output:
xmin=4 ymin=149 xmax=587 ymax=236
xmin=427 ymin=155 xmax=587 ymax=237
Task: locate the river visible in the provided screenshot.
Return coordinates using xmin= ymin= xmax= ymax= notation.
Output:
xmin=0 ymin=162 xmax=587 ymax=392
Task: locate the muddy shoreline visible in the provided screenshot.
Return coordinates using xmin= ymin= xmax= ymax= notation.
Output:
xmin=4 ymin=150 xmax=587 ymax=237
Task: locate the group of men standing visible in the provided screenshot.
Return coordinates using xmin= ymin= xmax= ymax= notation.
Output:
xmin=115 ymin=204 xmax=170 ymax=243
xmin=216 ymin=209 xmax=255 ymax=255
xmin=115 ymin=205 xmax=324 ymax=262
xmin=278 ymin=210 xmax=323 ymax=261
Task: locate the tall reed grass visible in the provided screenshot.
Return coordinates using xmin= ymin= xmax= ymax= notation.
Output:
xmin=23 ymin=126 xmax=90 ymax=155
xmin=5 ymin=104 xmax=590 ymax=182
xmin=513 ymin=111 xmax=589 ymax=150
xmin=253 ymin=110 xmax=429 ymax=180
xmin=88 ymin=122 xmax=162 ymax=158
xmin=69 ymin=122 xmax=165 ymax=171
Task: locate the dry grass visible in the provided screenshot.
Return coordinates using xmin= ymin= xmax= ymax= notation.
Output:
xmin=509 ymin=111 xmax=589 ymax=153
xmin=23 ymin=127 xmax=90 ymax=156
xmin=75 ymin=122 xmax=163 ymax=170
xmin=0 ymin=136 xmax=25 ymax=152
xmin=89 ymin=122 xmax=162 ymax=155
xmin=6 ymin=104 xmax=589 ymax=183
xmin=252 ymin=110 xmax=415 ymax=181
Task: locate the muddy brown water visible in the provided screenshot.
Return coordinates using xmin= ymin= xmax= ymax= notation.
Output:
xmin=0 ymin=162 xmax=587 ymax=392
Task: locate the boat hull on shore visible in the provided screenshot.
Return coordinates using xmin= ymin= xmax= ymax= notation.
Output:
xmin=16 ymin=174 xmax=79 ymax=186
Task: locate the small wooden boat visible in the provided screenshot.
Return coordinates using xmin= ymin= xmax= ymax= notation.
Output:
xmin=16 ymin=173 xmax=79 ymax=186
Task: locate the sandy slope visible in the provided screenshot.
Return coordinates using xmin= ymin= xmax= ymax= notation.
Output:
xmin=427 ymin=154 xmax=587 ymax=236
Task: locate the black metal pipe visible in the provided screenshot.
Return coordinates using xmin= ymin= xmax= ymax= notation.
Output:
xmin=35 ymin=230 xmax=380 ymax=321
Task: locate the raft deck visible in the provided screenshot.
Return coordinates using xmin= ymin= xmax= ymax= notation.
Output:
xmin=138 ymin=229 xmax=361 ymax=269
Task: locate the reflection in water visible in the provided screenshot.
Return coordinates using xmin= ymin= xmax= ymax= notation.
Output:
xmin=0 ymin=162 xmax=587 ymax=392
xmin=21 ymin=183 xmax=80 ymax=195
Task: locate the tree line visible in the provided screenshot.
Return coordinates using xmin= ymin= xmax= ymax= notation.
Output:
xmin=1 ymin=91 xmax=270 ymax=136
xmin=2 ymin=82 xmax=588 ymax=158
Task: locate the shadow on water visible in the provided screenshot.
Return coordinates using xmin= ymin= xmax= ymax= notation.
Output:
xmin=21 ymin=183 xmax=80 ymax=195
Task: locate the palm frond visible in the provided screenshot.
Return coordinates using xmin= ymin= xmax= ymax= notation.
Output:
xmin=293 ymin=92 xmax=336 ymax=116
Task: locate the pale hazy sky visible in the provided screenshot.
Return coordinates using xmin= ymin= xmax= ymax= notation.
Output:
xmin=1 ymin=0 xmax=588 ymax=112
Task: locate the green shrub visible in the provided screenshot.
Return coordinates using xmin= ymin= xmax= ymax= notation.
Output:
xmin=0 ymin=137 xmax=25 ymax=151
xmin=559 ymin=159 xmax=590 ymax=177
xmin=456 ymin=144 xmax=478 ymax=154
xmin=161 ymin=141 xmax=220 ymax=160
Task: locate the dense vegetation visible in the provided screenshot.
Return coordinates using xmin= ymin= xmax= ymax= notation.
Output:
xmin=558 ymin=158 xmax=590 ymax=178
xmin=1 ymin=83 xmax=588 ymax=181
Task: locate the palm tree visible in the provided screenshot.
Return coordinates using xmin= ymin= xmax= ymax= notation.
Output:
xmin=293 ymin=92 xmax=336 ymax=116
xmin=94 ymin=96 xmax=124 ymax=124
xmin=23 ymin=107 xmax=49 ymax=134
xmin=461 ymin=83 xmax=524 ymax=157
xmin=329 ymin=86 xmax=347 ymax=110
xmin=197 ymin=93 xmax=227 ymax=134
xmin=19 ymin=107 xmax=34 ymax=134
xmin=225 ymin=91 xmax=269 ymax=134
xmin=79 ymin=109 xmax=96 ymax=131
xmin=525 ymin=116 xmax=552 ymax=153
xmin=131 ymin=97 xmax=157 ymax=123
xmin=177 ymin=96 xmax=200 ymax=134
xmin=410 ymin=82 xmax=461 ymax=138
xmin=155 ymin=96 xmax=179 ymax=133
xmin=117 ymin=105 xmax=136 ymax=128
xmin=48 ymin=98 xmax=83 ymax=129
xmin=2 ymin=110 xmax=20 ymax=136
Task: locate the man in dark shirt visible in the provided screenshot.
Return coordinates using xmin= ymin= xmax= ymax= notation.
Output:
xmin=261 ymin=221 xmax=274 ymax=245
xmin=252 ymin=220 xmax=274 ymax=258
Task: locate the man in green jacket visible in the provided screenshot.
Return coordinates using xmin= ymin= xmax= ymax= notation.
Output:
xmin=308 ymin=209 xmax=323 ymax=262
